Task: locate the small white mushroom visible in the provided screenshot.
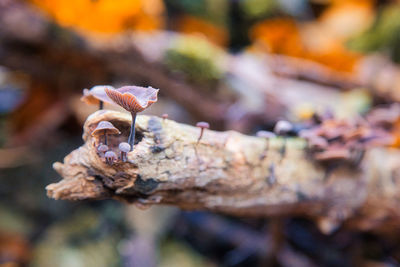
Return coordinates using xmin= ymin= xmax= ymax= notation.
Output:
xmin=105 ymin=151 xmax=117 ymax=165
xmin=119 ymin=142 xmax=131 ymax=162
xmin=196 ymin=121 xmax=210 ymax=143
xmin=274 ymin=120 xmax=293 ymax=135
xmin=274 ymin=120 xmax=293 ymax=159
xmin=97 ymin=144 xmax=109 ymax=157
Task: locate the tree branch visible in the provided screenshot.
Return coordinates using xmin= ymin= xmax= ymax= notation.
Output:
xmin=46 ymin=110 xmax=400 ymax=233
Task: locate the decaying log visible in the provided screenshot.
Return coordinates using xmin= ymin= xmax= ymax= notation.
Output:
xmin=47 ymin=110 xmax=400 ymax=233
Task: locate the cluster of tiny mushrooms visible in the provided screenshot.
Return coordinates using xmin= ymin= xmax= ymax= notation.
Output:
xmin=81 ymin=85 xmax=294 ymax=166
xmin=82 ymin=85 xmax=392 ymax=167
xmin=82 ymin=85 xmax=158 ymax=165
xmin=82 ymin=85 xmax=214 ymax=165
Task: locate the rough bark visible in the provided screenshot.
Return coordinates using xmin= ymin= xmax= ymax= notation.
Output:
xmin=47 ymin=110 xmax=400 ymax=233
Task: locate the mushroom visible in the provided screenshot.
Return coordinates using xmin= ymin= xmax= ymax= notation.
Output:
xmin=104 ymin=151 xmax=117 ymax=165
xmin=162 ymin=113 xmax=169 ymax=121
xmin=256 ymin=130 xmax=276 ymax=159
xmin=97 ymin=144 xmax=109 ymax=157
xmin=105 ymin=85 xmax=159 ymax=150
xmin=274 ymin=120 xmax=293 ymax=135
xmin=274 ymin=120 xmax=293 ymax=158
xmin=119 ymin=142 xmax=131 ymax=162
xmin=81 ymin=85 xmax=115 ymax=110
xmin=308 ymin=136 xmax=329 ymax=150
xmin=91 ymin=121 xmax=121 ymax=146
xmin=314 ymin=148 xmax=351 ymax=161
xmin=366 ymin=104 xmax=400 ymax=128
xmin=299 ymin=130 xmax=328 ymax=150
xmin=196 ymin=121 xmax=210 ymax=144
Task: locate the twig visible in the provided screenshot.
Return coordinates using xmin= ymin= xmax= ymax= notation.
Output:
xmin=46 ymin=110 xmax=400 ymax=232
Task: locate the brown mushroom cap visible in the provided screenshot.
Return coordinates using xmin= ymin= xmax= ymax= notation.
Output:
xmin=314 ymin=149 xmax=351 ymax=161
xmin=81 ymin=89 xmax=98 ymax=105
xmin=298 ymin=130 xmax=314 ymax=139
xmin=119 ymin=142 xmax=131 ymax=153
xmin=367 ymin=104 xmax=400 ymax=127
xmin=92 ymin=121 xmax=121 ymax=136
xmin=81 ymin=85 xmax=115 ymax=105
xmin=361 ymin=132 xmax=395 ymax=147
xmin=256 ymin=130 xmax=276 ymax=139
xmin=299 ymin=130 xmax=328 ymax=148
xmin=196 ymin=122 xmax=210 ymax=129
xmin=105 ymin=85 xmax=159 ymax=113
xmin=309 ymin=136 xmax=329 ymax=149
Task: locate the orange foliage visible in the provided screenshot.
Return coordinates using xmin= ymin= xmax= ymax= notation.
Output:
xmin=28 ymin=0 xmax=165 ymax=33
xmin=319 ymin=1 xmax=374 ymax=39
xmin=0 ymin=232 xmax=30 ymax=265
xmin=250 ymin=19 xmax=303 ymax=56
xmin=250 ymin=18 xmax=361 ymax=73
xmin=177 ymin=15 xmax=228 ymax=47
xmin=391 ymin=121 xmax=400 ymax=147
xmin=10 ymin=83 xmax=57 ymax=133
xmin=250 ymin=1 xmax=374 ymax=73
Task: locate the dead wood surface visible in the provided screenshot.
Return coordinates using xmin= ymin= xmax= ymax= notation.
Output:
xmin=47 ymin=110 xmax=400 ymax=233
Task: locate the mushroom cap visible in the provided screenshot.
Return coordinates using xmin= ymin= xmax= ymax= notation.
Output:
xmin=105 ymin=85 xmax=159 ymax=113
xmin=367 ymin=104 xmax=400 ymax=126
xmin=119 ymin=142 xmax=131 ymax=153
xmin=361 ymin=132 xmax=395 ymax=147
xmin=92 ymin=121 xmax=121 ymax=136
xmin=298 ymin=129 xmax=314 ymax=139
xmin=196 ymin=121 xmax=210 ymax=129
xmin=274 ymin=120 xmax=293 ymax=134
xmin=104 ymin=151 xmax=117 ymax=160
xmin=256 ymin=130 xmax=276 ymax=139
xmin=314 ymin=148 xmax=350 ymax=161
xmin=81 ymin=85 xmax=115 ymax=105
xmin=162 ymin=113 xmax=169 ymax=119
xmin=309 ymin=136 xmax=329 ymax=149
xmin=97 ymin=144 xmax=109 ymax=153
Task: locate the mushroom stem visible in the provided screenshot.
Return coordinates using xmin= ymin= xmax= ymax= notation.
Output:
xmin=267 ymin=163 xmax=276 ymax=185
xmin=260 ymin=139 xmax=270 ymax=160
xmin=104 ymin=129 xmax=107 ymax=145
xmin=197 ymin=129 xmax=205 ymax=144
xmin=280 ymin=137 xmax=287 ymax=160
xmin=99 ymin=101 xmax=104 ymax=110
xmin=128 ymin=112 xmax=137 ymax=151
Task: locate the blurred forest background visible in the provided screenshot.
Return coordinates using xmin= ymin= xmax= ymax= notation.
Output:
xmin=2 ymin=0 xmax=400 ymax=266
